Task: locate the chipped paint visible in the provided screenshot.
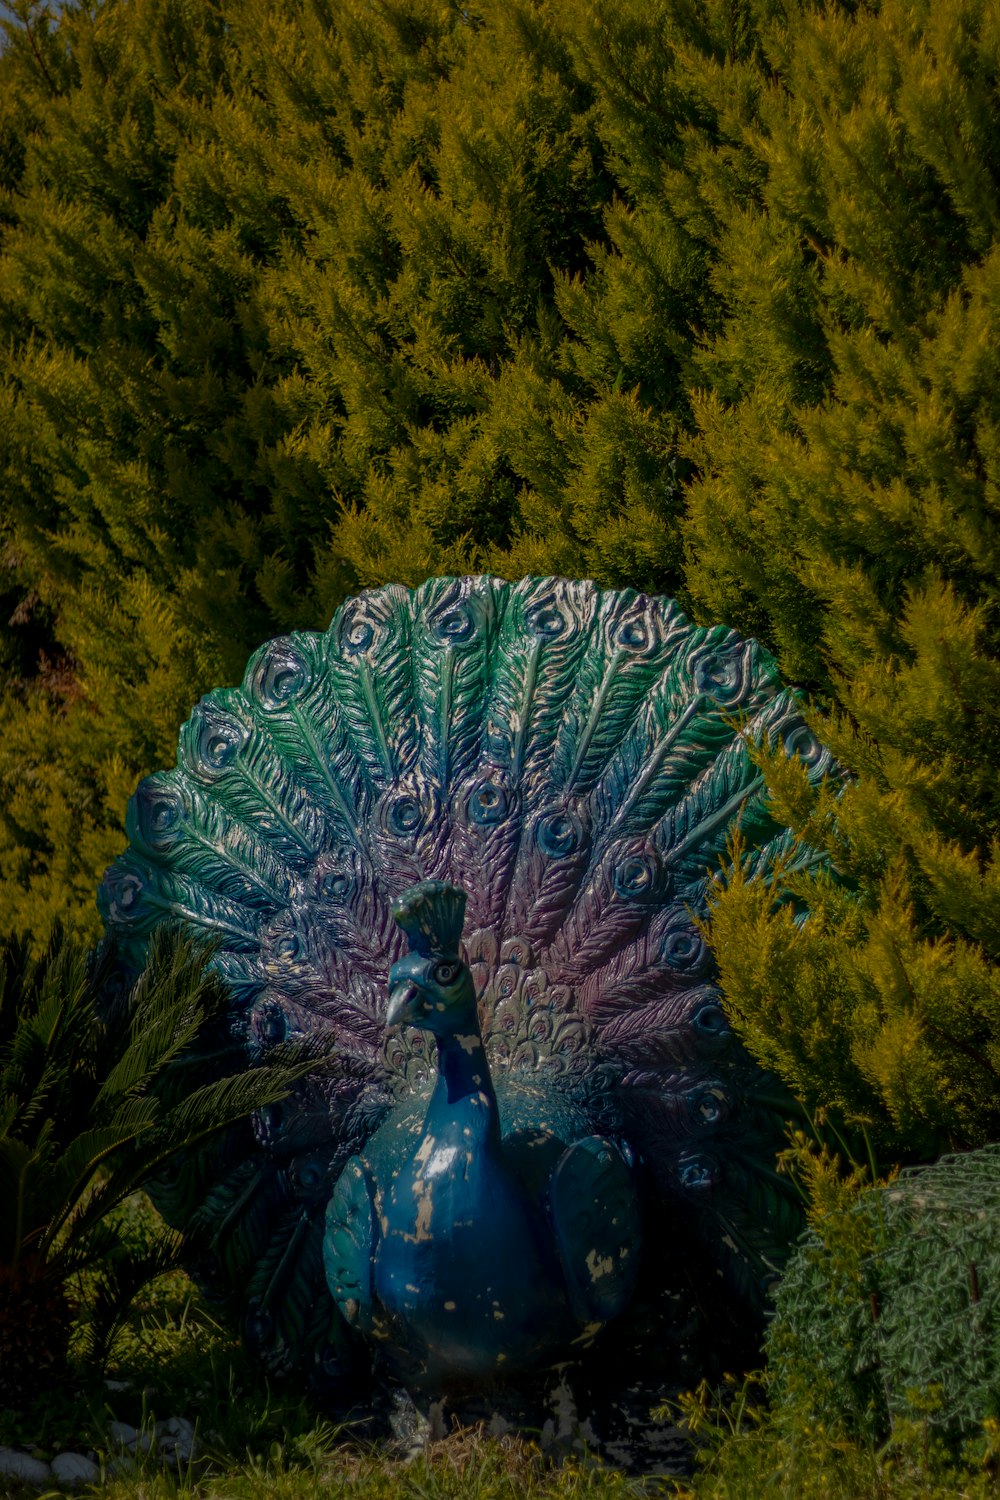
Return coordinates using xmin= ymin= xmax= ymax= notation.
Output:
xmin=414 ymin=1134 xmax=436 ymax=1166
xmin=570 ymin=1321 xmax=604 ymax=1346
xmin=586 ymin=1249 xmax=615 ymax=1280
xmin=414 ymin=1189 xmax=433 ymax=1241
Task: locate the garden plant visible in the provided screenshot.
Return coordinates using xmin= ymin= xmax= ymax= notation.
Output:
xmin=1 ymin=0 xmax=1000 ymax=1493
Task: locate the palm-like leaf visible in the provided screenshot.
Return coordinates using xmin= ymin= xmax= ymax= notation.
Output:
xmin=0 ymin=925 xmax=318 ymax=1402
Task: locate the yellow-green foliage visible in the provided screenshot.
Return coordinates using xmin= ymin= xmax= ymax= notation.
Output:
xmin=2 ymin=0 xmax=1000 ymax=1172
xmin=708 ymin=589 xmax=1000 ymax=1151
xmin=679 ymin=0 xmax=1000 ymax=1157
xmin=672 ymin=1377 xmax=1000 ymax=1500
xmin=712 ymin=817 xmax=1000 ymax=1152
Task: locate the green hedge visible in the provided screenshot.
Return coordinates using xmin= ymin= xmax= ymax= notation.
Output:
xmin=2 ymin=0 xmax=999 ymax=1157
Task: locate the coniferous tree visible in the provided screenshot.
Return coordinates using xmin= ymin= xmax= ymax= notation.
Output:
xmin=0 ymin=0 xmax=684 ymax=944
xmin=680 ymin=0 xmax=1000 ymax=1153
xmin=3 ymin=0 xmax=1000 ymax=1167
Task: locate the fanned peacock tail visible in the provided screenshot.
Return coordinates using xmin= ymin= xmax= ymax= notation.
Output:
xmin=99 ymin=576 xmax=839 ymax=1396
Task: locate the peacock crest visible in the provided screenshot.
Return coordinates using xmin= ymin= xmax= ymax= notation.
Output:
xmin=99 ymin=575 xmax=836 ymax=1418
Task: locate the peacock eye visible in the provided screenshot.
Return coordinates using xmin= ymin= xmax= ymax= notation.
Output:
xmin=433 ymin=960 xmax=458 ymax=985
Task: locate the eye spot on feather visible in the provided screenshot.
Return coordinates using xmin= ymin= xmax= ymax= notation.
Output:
xmin=208 ymin=734 xmax=236 ymax=765
xmin=692 ymin=1002 xmax=730 ymax=1039
xmin=536 ymin=809 xmax=584 ymax=858
xmin=525 ymin=601 xmax=569 ymax=638
xmin=387 ymin=796 xmax=420 ymax=834
xmin=152 ymin=799 xmax=177 ymax=830
xmin=465 ymin=778 xmax=511 ymax=827
xmin=690 ymin=642 xmax=753 ymax=705
xmin=689 ymin=1087 xmax=728 ymax=1126
xmin=614 ymin=598 xmax=680 ymax=656
xmin=614 ymin=850 xmax=660 ymax=900
xmin=617 ymin=618 xmax=649 ymax=650
xmin=320 ymin=870 xmax=354 ymax=901
xmin=678 ymin=1153 xmax=721 ymax=1191
xmin=188 ymin=704 xmax=248 ymax=776
xmin=337 ymin=599 xmax=383 ymax=656
xmin=250 ymin=639 xmax=313 ymax=709
xmin=132 ymin=781 xmax=186 ymax=854
xmin=659 ymin=915 xmax=711 ymax=977
xmin=110 ymin=871 xmax=144 ymax=915
xmin=295 ymin=1152 xmax=326 ymax=1188
xmin=783 ymin=721 xmax=827 ymax=769
xmin=428 ymin=594 xmax=482 ymax=646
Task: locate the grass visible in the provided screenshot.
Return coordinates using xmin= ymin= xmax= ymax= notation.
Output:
xmin=87 ymin=1439 xmax=657 ymax=1500
xmin=4 ymin=1194 xmax=1000 ymax=1499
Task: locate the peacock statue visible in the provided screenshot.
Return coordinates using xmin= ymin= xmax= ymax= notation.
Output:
xmin=98 ymin=575 xmax=835 ymax=1454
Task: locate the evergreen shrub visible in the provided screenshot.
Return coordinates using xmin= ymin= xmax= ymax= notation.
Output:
xmin=1 ymin=0 xmax=998 ymax=1174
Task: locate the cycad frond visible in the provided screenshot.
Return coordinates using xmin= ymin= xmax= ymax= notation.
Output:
xmin=76 ymin=1224 xmax=186 ymax=1371
xmin=0 ymin=923 xmax=316 ymax=1316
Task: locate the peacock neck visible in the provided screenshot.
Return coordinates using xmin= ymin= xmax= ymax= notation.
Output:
xmin=432 ymin=1017 xmax=500 ymax=1136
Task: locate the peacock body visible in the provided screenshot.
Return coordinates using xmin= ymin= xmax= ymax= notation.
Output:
xmin=326 ymin=878 xmax=641 ymax=1390
xmin=98 ymin=575 xmax=833 ymax=1437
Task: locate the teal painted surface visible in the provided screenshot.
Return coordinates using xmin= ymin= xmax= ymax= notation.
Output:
xmin=98 ymin=576 xmax=836 ymax=1400
xmin=325 ymin=881 xmax=639 ymax=1387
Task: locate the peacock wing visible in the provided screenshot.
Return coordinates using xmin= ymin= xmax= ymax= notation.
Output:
xmin=324 ymin=1156 xmax=378 ymax=1335
xmin=550 ymin=1135 xmax=641 ymax=1329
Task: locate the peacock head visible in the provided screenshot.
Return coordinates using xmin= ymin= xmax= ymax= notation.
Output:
xmin=385 ymin=880 xmax=477 ymax=1035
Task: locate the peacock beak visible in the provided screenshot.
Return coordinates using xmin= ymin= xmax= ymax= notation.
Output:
xmin=386 ymin=980 xmax=420 ymax=1029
